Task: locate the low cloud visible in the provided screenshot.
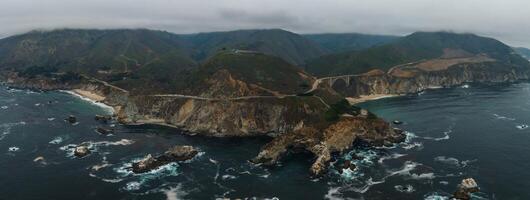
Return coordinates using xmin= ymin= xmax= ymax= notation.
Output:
xmin=1 ymin=0 xmax=529 ymax=46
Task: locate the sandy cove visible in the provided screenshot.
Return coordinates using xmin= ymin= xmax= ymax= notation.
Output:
xmin=69 ymin=89 xmax=116 ymax=114
xmin=346 ymin=94 xmax=399 ymax=105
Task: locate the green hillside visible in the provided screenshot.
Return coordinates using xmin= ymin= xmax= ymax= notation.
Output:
xmin=306 ymin=32 xmax=529 ymax=76
xmin=514 ymin=47 xmax=530 ymax=60
xmin=304 ymin=33 xmax=398 ymax=53
xmin=182 ymin=29 xmax=328 ymax=65
xmin=180 ymin=51 xmax=315 ymax=95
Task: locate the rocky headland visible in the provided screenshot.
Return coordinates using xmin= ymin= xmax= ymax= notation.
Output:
xmin=2 ymin=29 xmax=530 ymax=177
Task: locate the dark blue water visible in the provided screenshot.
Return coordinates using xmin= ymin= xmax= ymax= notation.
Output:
xmin=0 ymin=83 xmax=529 ymax=200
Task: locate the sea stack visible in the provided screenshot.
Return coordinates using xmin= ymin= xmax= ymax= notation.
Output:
xmin=132 ymin=145 xmax=198 ymax=173
xmin=74 ymin=146 xmax=90 ymax=157
xmin=453 ymin=178 xmax=480 ymax=200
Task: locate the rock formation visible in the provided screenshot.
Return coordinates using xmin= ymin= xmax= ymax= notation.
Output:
xmin=132 ymin=145 xmax=198 ymax=173
xmin=453 ymin=178 xmax=480 ymax=200
xmin=74 ymin=146 xmax=90 ymax=157
xmin=251 ymin=114 xmax=405 ymax=176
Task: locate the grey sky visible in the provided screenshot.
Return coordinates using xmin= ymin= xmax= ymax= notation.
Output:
xmin=1 ymin=0 xmax=530 ymax=47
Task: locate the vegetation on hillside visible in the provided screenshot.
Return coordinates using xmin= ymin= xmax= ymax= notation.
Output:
xmin=304 ymin=33 xmax=398 ymax=53
xmin=306 ymin=32 xmax=530 ymax=76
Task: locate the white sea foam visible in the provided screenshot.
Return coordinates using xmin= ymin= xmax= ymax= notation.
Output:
xmin=324 ymin=187 xmax=344 ymax=200
xmin=0 ymin=121 xmax=27 ymax=140
xmin=1 ymin=106 xmax=7 ymax=109
xmin=222 ymin=174 xmax=237 ymax=180
xmin=410 ymin=172 xmax=436 ymax=180
xmin=434 ymin=156 xmax=476 ymax=168
xmin=49 ymin=136 xmax=64 ymax=144
xmin=424 ymin=193 xmax=450 ymax=200
xmin=402 ymin=142 xmax=424 ymax=150
xmin=62 ymin=90 xmax=114 ymax=114
xmin=493 ymin=114 xmax=515 ymax=121
xmin=434 ymin=156 xmax=461 ymax=167
xmin=516 ymin=124 xmax=528 ymax=130
xmin=125 ymin=181 xmax=142 ymax=191
xmin=394 ymin=184 xmax=415 ymax=193
xmin=47 ymin=117 xmax=56 ymax=121
xmin=60 ymin=139 xmax=134 ymax=158
xmin=163 ymin=184 xmax=187 ymax=200
xmin=461 ymin=84 xmax=470 ymax=89
xmin=421 ymin=129 xmax=452 ymax=141
xmin=378 ymin=153 xmax=406 ymax=164
xmin=8 ymin=146 xmax=20 ymax=152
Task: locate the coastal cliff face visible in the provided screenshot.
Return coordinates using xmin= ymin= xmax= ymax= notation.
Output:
xmin=323 ymin=62 xmax=530 ymax=97
xmin=252 ymin=115 xmax=405 ymax=175
xmin=118 ymin=96 xmax=328 ymax=137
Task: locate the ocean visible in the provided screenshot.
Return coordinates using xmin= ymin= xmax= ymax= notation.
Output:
xmin=1 ymin=82 xmax=529 ymax=199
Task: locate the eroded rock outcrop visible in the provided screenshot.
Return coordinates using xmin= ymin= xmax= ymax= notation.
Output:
xmin=132 ymin=145 xmax=198 ymax=173
xmin=453 ymin=178 xmax=480 ymax=200
xmin=251 ymin=114 xmax=405 ymax=176
xmin=322 ymin=62 xmax=530 ymax=97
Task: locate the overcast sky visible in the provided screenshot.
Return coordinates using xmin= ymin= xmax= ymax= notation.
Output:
xmin=1 ymin=0 xmax=529 ymax=47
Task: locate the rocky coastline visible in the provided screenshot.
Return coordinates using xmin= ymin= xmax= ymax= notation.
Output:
xmin=4 ymin=61 xmax=527 ymax=175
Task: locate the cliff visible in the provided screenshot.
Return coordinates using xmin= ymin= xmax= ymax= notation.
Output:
xmin=320 ymin=61 xmax=530 ymax=98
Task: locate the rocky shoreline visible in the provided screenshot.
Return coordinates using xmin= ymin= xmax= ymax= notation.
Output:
xmin=6 ymin=61 xmax=529 ymax=176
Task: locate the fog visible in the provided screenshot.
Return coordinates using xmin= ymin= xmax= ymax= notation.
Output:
xmin=1 ymin=0 xmax=529 ymax=46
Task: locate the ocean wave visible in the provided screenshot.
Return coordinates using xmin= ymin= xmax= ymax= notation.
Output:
xmin=516 ymin=124 xmax=528 ymax=130
xmin=110 ymin=157 xmax=182 ymax=192
xmin=378 ymin=153 xmax=407 ymax=164
xmin=8 ymin=146 xmax=20 ymax=152
xmin=424 ymin=193 xmax=450 ymax=200
xmin=61 ymin=90 xmax=114 ymax=114
xmin=421 ymin=129 xmax=451 ymax=141
xmin=222 ymin=174 xmax=237 ymax=180
xmin=49 ymin=136 xmax=64 ymax=145
xmin=324 ymin=187 xmax=344 ymax=200
xmin=163 ymin=184 xmax=187 ymax=200
xmin=433 ymin=156 xmax=476 ymax=168
xmin=402 ymin=142 xmax=424 ymax=150
xmin=59 ymin=139 xmax=135 ymax=158
xmin=1 ymin=105 xmax=8 ymax=109
xmin=0 ymin=121 xmax=26 ymax=140
xmin=395 ymin=184 xmax=415 ymax=193
xmin=493 ymin=113 xmax=515 ymax=121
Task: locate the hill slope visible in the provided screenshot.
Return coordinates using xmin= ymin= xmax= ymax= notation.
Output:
xmin=183 ymin=29 xmax=328 ymax=65
xmin=514 ymin=47 xmax=530 ymax=60
xmin=304 ymin=33 xmax=398 ymax=53
xmin=307 ymin=32 xmax=529 ymax=76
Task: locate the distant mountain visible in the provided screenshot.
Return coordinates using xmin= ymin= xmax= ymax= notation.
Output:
xmin=306 ymin=32 xmax=529 ymax=76
xmin=0 ymin=29 xmax=195 ymax=73
xmin=514 ymin=47 xmax=530 ymax=60
xmin=182 ymin=29 xmax=328 ymax=65
xmin=304 ymin=33 xmax=399 ymax=53
xmin=0 ymin=28 xmax=330 ymax=92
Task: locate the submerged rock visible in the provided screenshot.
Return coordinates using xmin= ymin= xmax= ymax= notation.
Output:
xmin=252 ymin=116 xmax=406 ymax=176
xmin=132 ymin=145 xmax=198 ymax=173
xmin=74 ymin=146 xmax=91 ymax=157
xmin=393 ymin=120 xmax=403 ymax=125
xmin=65 ymin=115 xmax=77 ymax=124
xmin=453 ymin=178 xmax=480 ymax=200
xmin=94 ymin=115 xmax=112 ymax=123
xmin=96 ymin=127 xmax=114 ymax=135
